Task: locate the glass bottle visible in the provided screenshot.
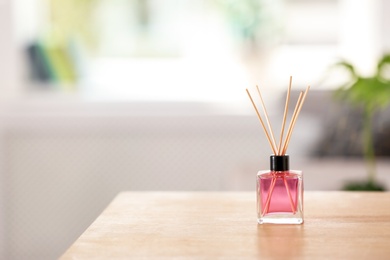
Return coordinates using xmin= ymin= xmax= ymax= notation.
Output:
xmin=257 ymin=155 xmax=303 ymax=224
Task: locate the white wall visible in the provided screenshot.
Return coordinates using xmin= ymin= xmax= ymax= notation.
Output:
xmin=0 ymin=1 xmax=21 ymax=100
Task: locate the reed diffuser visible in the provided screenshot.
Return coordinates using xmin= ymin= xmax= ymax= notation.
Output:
xmin=246 ymin=77 xmax=310 ymax=224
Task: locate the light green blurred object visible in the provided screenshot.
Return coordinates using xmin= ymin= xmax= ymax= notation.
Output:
xmin=214 ymin=0 xmax=281 ymax=49
xmin=46 ymin=0 xmax=98 ymax=51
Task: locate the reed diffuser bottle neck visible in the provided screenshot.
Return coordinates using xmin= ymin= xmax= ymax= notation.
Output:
xmin=270 ymin=155 xmax=289 ymax=172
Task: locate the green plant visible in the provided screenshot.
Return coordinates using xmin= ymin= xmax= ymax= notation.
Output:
xmin=334 ymin=54 xmax=390 ymax=191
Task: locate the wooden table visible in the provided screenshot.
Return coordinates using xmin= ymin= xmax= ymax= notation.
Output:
xmin=60 ymin=192 xmax=390 ymax=259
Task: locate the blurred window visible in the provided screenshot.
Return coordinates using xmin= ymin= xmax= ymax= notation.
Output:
xmin=14 ymin=0 xmax=349 ymax=102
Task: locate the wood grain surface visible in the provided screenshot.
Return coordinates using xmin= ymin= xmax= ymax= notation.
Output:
xmin=60 ymin=192 xmax=390 ymax=259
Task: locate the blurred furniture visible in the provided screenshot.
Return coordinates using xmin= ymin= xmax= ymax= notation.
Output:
xmin=1 ymin=101 xmax=390 ymax=259
xmin=61 ymin=191 xmax=390 ymax=259
xmin=0 ymin=101 xmax=267 ymax=259
xmin=289 ymin=89 xmax=390 ymax=157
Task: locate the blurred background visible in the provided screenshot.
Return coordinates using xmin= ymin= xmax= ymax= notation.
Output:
xmin=1 ymin=0 xmax=390 ymax=259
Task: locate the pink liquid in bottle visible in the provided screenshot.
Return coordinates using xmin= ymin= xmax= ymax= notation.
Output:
xmin=259 ymin=172 xmax=299 ymax=214
xmin=257 ymin=155 xmax=303 ymax=224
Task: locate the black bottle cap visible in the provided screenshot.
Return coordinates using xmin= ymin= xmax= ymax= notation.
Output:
xmin=270 ymin=155 xmax=289 ymax=171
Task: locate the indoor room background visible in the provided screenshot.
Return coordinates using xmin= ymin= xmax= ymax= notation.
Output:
xmin=0 ymin=0 xmax=390 ymax=259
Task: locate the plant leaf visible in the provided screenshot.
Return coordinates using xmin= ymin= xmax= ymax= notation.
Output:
xmin=333 ymin=61 xmax=358 ymax=78
xmin=377 ymin=54 xmax=390 ymax=80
